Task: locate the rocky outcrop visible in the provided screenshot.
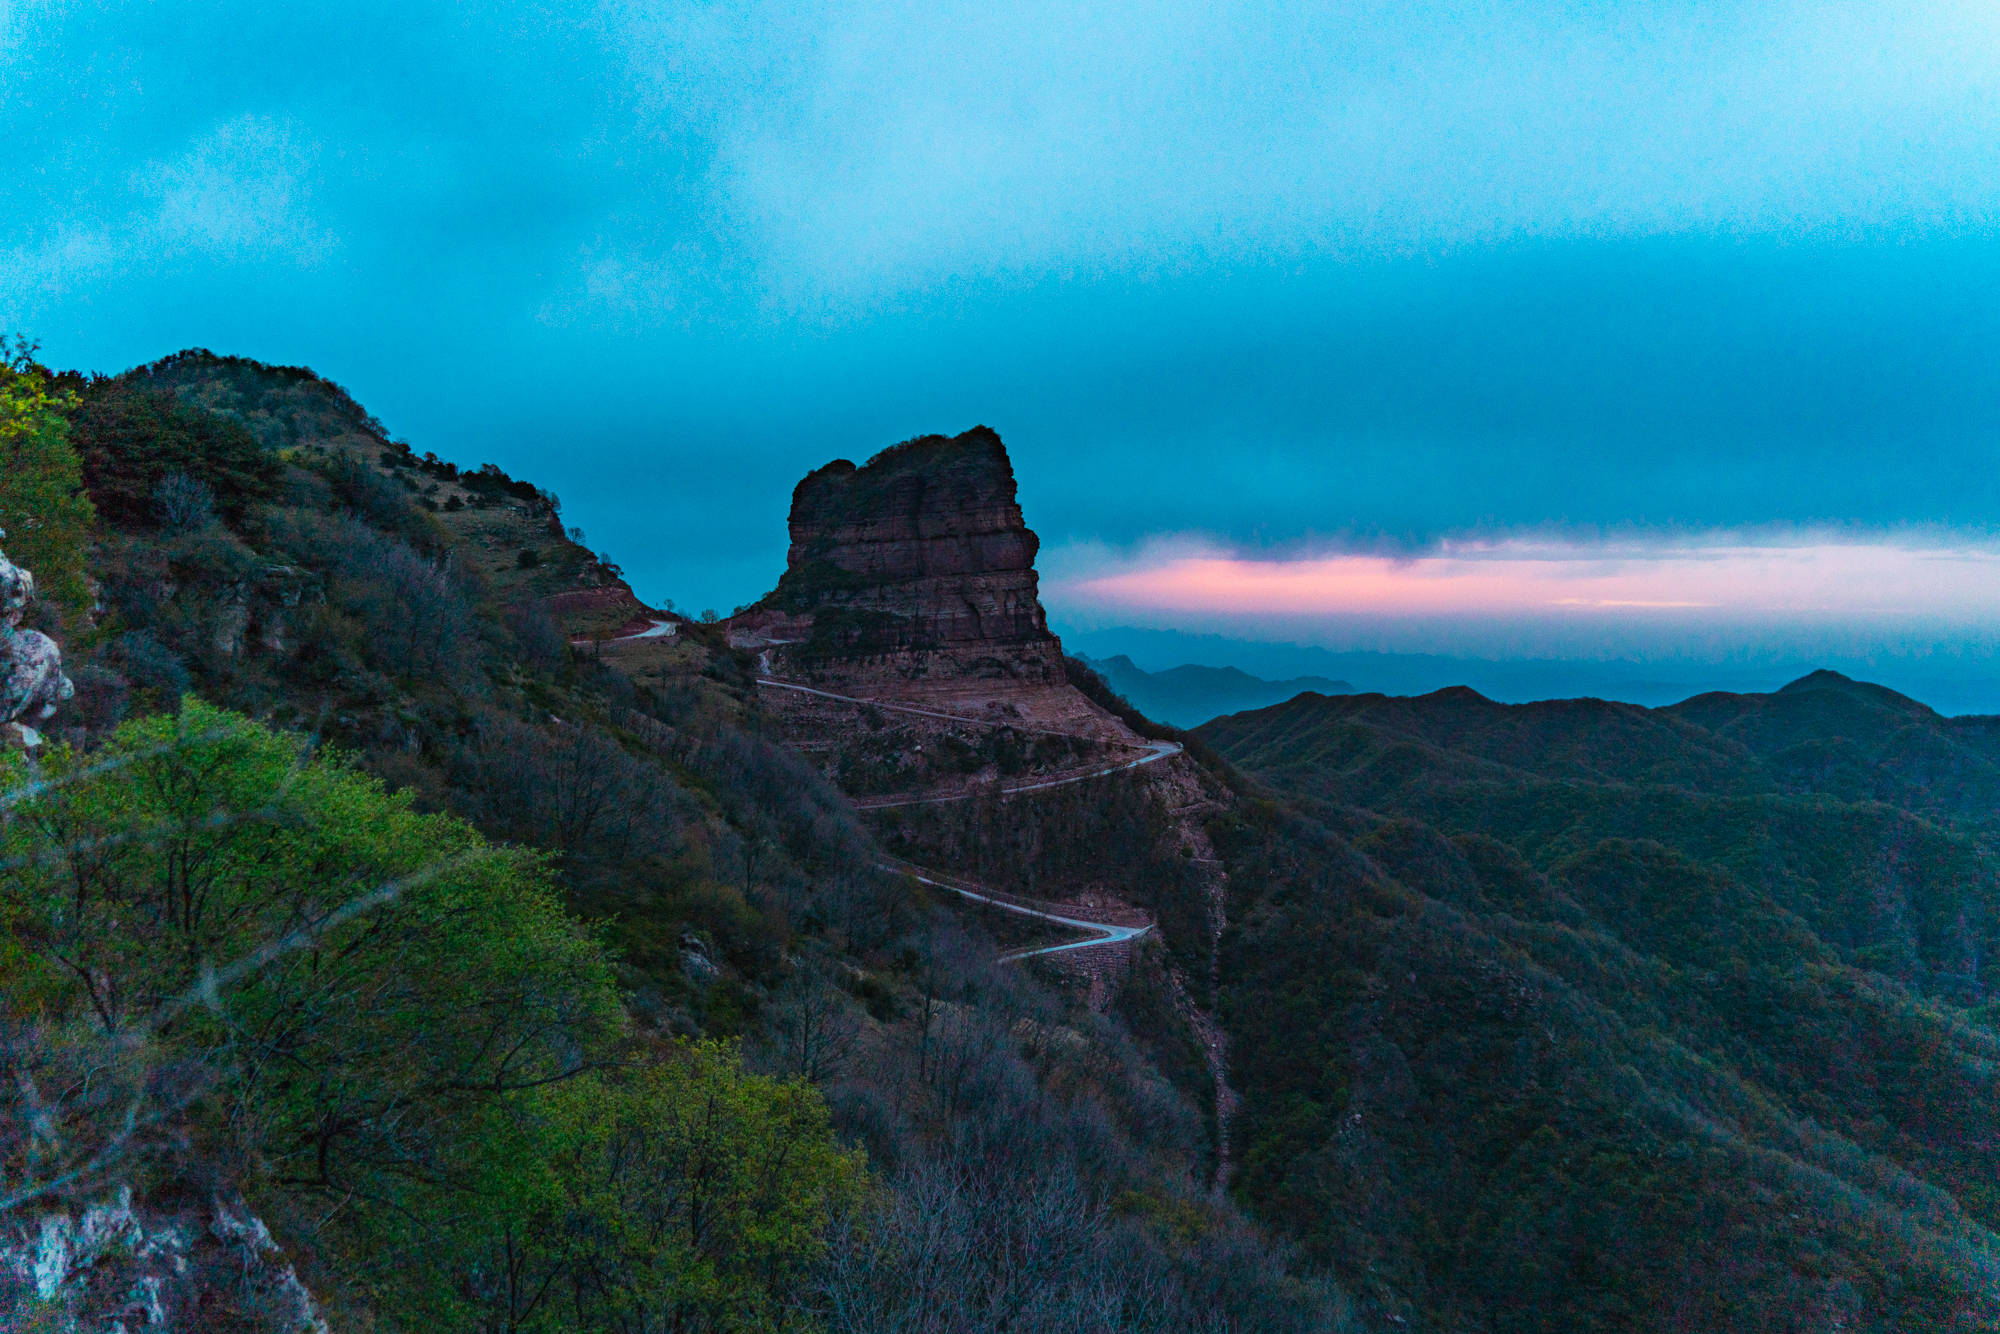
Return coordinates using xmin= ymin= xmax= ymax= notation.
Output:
xmin=1 ymin=531 xmax=73 ymax=745
xmin=0 ymin=1188 xmax=329 ymax=1332
xmin=752 ymin=428 xmax=1065 ymax=685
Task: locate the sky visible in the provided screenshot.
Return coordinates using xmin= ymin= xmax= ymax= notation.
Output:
xmin=7 ymin=1 xmax=2000 ymax=704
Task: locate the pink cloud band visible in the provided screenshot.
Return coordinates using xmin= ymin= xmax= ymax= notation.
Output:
xmin=1056 ymin=536 xmax=2000 ymax=624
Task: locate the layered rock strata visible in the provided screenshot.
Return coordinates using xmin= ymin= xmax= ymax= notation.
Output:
xmin=751 ymin=427 xmax=1066 ymax=686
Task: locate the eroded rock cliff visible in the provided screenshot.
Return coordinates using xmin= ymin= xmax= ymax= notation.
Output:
xmin=751 ymin=428 xmax=1065 ymax=685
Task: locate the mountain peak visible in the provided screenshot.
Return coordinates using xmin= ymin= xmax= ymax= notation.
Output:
xmin=1777 ymin=668 xmax=1934 ymax=716
xmin=747 ymin=427 xmax=1064 ymax=686
xmin=1777 ymin=668 xmax=1857 ymax=692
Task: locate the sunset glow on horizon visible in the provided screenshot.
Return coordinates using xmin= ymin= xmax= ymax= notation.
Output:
xmin=1055 ymin=535 xmax=2000 ymax=626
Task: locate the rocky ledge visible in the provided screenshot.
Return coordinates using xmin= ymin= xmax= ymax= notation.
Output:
xmin=749 ymin=427 xmax=1066 ymax=685
xmin=1 ymin=1187 xmax=329 ymax=1332
xmin=1 ymin=531 xmax=73 ymax=747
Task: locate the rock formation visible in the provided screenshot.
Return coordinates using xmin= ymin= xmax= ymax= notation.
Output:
xmin=748 ymin=427 xmax=1066 ymax=686
xmin=0 ymin=531 xmax=73 ymax=744
xmin=1 ymin=1187 xmax=330 ymax=1332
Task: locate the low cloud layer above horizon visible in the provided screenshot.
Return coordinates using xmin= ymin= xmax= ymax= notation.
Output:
xmin=1044 ymin=531 xmax=2000 ymax=661
xmin=7 ymin=0 xmax=2000 ymax=684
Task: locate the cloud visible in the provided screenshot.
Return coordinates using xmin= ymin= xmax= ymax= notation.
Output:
xmin=685 ymin=0 xmax=2000 ymax=298
xmin=0 ymin=113 xmax=338 ymax=319
xmin=1045 ymin=531 xmax=2000 ymax=658
xmin=0 ymin=226 xmax=120 ymax=303
xmin=12 ymin=1 xmax=2000 ymax=320
xmin=6 ymin=0 xmax=2000 ymax=637
xmin=139 ymin=115 xmax=338 ymax=263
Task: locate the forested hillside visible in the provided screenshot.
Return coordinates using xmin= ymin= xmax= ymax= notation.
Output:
xmin=1199 ymin=681 xmax=2000 ymax=1330
xmin=0 ymin=346 xmax=1339 ymax=1331
xmin=15 ymin=338 xmax=1995 ymax=1333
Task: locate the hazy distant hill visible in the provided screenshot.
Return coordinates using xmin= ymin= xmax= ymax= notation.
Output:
xmin=1202 ymin=668 xmax=2000 ymax=825
xmin=1078 ymin=652 xmax=1354 ymax=727
xmin=1060 ymin=625 xmax=2000 ymax=714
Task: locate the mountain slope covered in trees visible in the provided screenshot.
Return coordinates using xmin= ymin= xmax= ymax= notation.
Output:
xmin=1198 ymin=679 xmax=2000 ymax=1330
xmin=14 ymin=340 xmax=1997 ymax=1332
xmin=0 ymin=347 xmax=1340 ymax=1331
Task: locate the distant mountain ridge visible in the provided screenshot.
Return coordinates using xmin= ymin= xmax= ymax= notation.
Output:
xmin=1200 ymin=667 xmax=2000 ymax=824
xmin=1077 ymin=652 xmax=1355 ymax=728
xmin=1194 ymin=666 xmax=2000 ymax=1328
xmin=1059 ymin=625 xmax=2000 ymax=714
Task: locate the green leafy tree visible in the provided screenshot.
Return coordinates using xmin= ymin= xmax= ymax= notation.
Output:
xmin=373 ymin=1047 xmax=867 ymax=1332
xmin=1 ymin=700 xmax=866 ymax=1330
xmin=0 ymin=338 xmax=95 ymax=613
xmin=0 ymin=700 xmax=622 ymax=1206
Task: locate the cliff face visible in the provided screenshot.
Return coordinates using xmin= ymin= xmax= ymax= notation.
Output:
xmin=758 ymin=428 xmax=1065 ymax=684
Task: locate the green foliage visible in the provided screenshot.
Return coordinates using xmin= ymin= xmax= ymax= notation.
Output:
xmin=0 ymin=340 xmax=95 ymax=613
xmin=382 ymin=1047 xmax=866 ymax=1332
xmin=1113 ymin=938 xmax=1222 ymax=1168
xmin=123 ymin=347 xmax=386 ymax=453
xmin=1 ymin=701 xmax=619 ymax=1191
xmin=63 ymin=375 xmax=280 ymax=526
xmin=0 ymin=701 xmax=862 ymax=1329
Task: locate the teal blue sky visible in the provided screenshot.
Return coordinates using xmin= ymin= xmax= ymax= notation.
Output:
xmin=8 ymin=1 xmax=2000 ymax=695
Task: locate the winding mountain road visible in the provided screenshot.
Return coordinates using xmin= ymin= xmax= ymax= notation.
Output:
xmin=741 ymin=639 xmax=1228 ymax=1169
xmin=754 ymin=677 xmax=1182 ymax=809
xmin=749 ymin=671 xmax=1175 ymax=957
xmin=888 ymin=863 xmax=1153 ymax=960
xmin=575 ymin=617 xmax=677 ymax=648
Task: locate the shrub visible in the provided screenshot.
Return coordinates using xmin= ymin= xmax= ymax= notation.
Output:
xmin=0 ymin=340 xmax=95 ymax=613
xmin=152 ymin=471 xmax=217 ymax=534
